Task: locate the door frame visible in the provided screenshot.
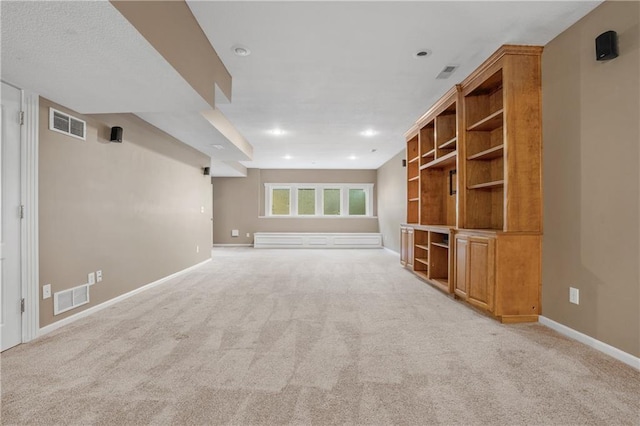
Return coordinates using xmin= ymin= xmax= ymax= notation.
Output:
xmin=21 ymin=88 xmax=39 ymax=343
xmin=2 ymin=81 xmax=40 ymax=344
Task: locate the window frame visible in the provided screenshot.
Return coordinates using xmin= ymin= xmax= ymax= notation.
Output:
xmin=264 ymin=183 xmax=374 ymax=218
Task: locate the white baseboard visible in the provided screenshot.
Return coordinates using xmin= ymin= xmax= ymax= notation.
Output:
xmin=38 ymin=258 xmax=212 ymax=337
xmin=212 ymin=243 xmax=253 ymax=247
xmin=539 ymin=316 xmax=639 ymax=370
xmin=383 ymin=247 xmax=400 ymax=256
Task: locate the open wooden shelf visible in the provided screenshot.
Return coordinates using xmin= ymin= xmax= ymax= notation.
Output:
xmin=468 ymin=180 xmax=504 ymax=190
xmin=431 ymin=242 xmax=449 ymax=249
xmin=432 ymin=278 xmax=449 ymax=287
xmin=408 ymin=175 xmax=420 ymax=182
xmin=467 ymin=109 xmax=504 ymax=132
xmin=415 ymin=258 xmax=429 ymax=266
xmin=409 ymin=156 xmax=420 ymax=163
xmin=408 ymin=197 xmax=420 ymax=201
xmin=439 ymin=137 xmax=457 ymax=150
xmin=415 ymin=244 xmax=429 ymax=251
xmin=422 ymin=149 xmax=436 ymax=159
xmin=421 ymin=151 xmax=457 ymax=170
xmin=414 ymin=271 xmax=429 ymax=281
xmin=468 ymin=144 xmax=504 ymax=161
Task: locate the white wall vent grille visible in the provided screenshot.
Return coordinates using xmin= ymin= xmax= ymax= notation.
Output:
xmin=436 ymin=65 xmax=459 ymax=79
xmin=54 ymin=284 xmax=90 ymax=315
xmin=49 ymin=107 xmax=86 ymax=140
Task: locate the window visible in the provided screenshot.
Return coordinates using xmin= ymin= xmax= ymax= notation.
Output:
xmin=297 ymin=188 xmax=315 ymax=215
xmin=323 ymin=189 xmax=341 ymax=215
xmin=271 ymin=188 xmax=290 ymax=215
xmin=265 ymin=183 xmax=374 ymax=217
xmin=348 ymin=189 xmax=366 ymax=215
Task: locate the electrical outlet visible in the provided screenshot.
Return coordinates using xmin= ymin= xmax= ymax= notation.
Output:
xmin=246 ymin=233 xmax=250 ymax=238
xmin=201 ymin=206 xmax=205 ymax=213
xmin=88 ymin=272 xmax=96 ymax=285
xmin=196 ymin=245 xmax=200 ymax=253
xmin=96 ymin=270 xmax=102 ymax=282
xmin=43 ymin=284 xmax=51 ymax=299
xmin=231 ymin=229 xmax=239 ymax=237
xmin=569 ymin=287 xmax=579 ymax=305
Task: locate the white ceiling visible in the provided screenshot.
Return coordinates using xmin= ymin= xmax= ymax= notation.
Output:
xmin=0 ymin=0 xmax=246 ymax=163
xmin=2 ymin=1 xmax=603 ymax=174
xmin=1 ymin=1 xmax=209 ymax=114
xmin=188 ymin=0 xmax=602 ymax=170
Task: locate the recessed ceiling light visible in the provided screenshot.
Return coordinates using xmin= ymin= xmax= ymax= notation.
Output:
xmin=268 ymin=128 xmax=286 ymax=136
xmin=414 ymin=49 xmax=432 ymax=59
xmin=360 ymin=129 xmax=378 ymax=137
xmin=284 ymin=154 xmax=292 ymax=160
xmin=231 ymin=44 xmax=251 ymax=57
xmin=349 ymin=155 xmax=357 ymax=160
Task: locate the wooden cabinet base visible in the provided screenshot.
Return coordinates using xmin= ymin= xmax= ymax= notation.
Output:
xmin=499 ymin=315 xmax=539 ymax=324
xmin=454 ymin=229 xmax=541 ymax=322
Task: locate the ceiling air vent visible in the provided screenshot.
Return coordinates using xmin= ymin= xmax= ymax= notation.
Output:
xmin=436 ymin=65 xmax=459 ymax=80
xmin=49 ymin=107 xmax=86 ymax=140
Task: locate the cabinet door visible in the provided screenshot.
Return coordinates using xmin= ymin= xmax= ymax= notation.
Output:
xmin=407 ymin=228 xmax=414 ymax=269
xmin=400 ymin=227 xmax=408 ymax=265
xmin=467 ymin=237 xmax=495 ymax=312
xmin=454 ymin=236 xmax=468 ymax=298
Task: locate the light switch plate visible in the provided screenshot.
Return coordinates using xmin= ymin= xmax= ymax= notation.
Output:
xmin=96 ymin=270 xmax=102 ymax=282
xmin=88 ymin=272 xmax=95 ymax=285
xmin=43 ymin=284 xmax=51 ymax=299
xmin=569 ymin=287 xmax=579 ymax=305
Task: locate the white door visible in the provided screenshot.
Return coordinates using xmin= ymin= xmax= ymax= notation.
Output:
xmin=1 ymin=82 xmax=23 ymax=351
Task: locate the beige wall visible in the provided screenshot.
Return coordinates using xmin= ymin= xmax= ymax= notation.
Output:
xmin=212 ymin=169 xmax=378 ymax=244
xmin=376 ymin=149 xmax=407 ymax=253
xmin=39 ymin=98 xmax=213 ymax=327
xmin=542 ymin=0 xmax=639 ymax=357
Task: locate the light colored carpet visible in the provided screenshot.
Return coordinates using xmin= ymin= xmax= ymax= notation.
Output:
xmin=1 ymin=248 xmax=638 ymax=425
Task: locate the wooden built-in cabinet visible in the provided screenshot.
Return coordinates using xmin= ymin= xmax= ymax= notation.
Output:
xmin=400 ymin=226 xmax=414 ymax=269
xmin=454 ymin=233 xmax=495 ymax=312
xmin=401 ymin=45 xmax=542 ymax=323
xmin=401 ymin=225 xmax=452 ymax=293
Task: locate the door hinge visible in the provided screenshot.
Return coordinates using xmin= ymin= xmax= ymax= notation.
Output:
xmin=21 ymin=298 xmax=25 ymax=313
xmin=20 ymin=205 xmax=25 ymax=219
xmin=19 ymin=111 xmax=25 ymax=126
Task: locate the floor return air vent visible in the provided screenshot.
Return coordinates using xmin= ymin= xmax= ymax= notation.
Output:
xmin=54 ymin=284 xmax=90 ymax=315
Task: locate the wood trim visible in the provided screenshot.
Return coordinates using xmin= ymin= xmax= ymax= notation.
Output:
xmin=460 ymin=45 xmax=543 ymax=92
xmin=404 ymin=124 xmax=419 ymax=140
xmin=500 ymin=315 xmax=539 ymax=324
xmin=416 ymin=85 xmax=460 ymax=128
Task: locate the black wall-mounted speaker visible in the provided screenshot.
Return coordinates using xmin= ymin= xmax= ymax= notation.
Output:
xmin=110 ymin=126 xmax=123 ymax=143
xmin=203 ymin=167 xmax=210 ymax=176
xmin=402 ymin=159 xmax=407 ymax=167
xmin=595 ymin=30 xmax=618 ymax=61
